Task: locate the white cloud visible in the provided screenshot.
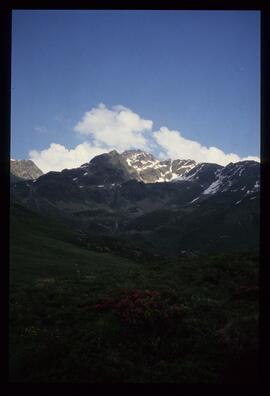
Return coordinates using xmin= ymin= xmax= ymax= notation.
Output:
xmin=29 ymin=104 xmax=259 ymax=173
xmin=74 ymin=103 xmax=153 ymax=152
xmin=29 ymin=142 xmax=106 ymax=173
xmin=153 ymin=127 xmax=260 ymax=165
xmin=241 ymin=155 xmax=261 ymax=162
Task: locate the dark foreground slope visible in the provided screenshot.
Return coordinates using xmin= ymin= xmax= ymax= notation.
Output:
xmin=10 ymin=204 xmax=258 ymax=383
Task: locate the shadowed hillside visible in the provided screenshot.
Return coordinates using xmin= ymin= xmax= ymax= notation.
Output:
xmin=10 ymin=203 xmax=258 ymax=383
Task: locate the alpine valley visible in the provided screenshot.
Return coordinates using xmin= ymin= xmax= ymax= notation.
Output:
xmin=10 ymin=149 xmax=260 ymax=258
xmin=10 ymin=149 xmax=259 ymax=383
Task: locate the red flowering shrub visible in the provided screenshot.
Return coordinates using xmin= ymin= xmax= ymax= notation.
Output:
xmin=94 ymin=289 xmax=187 ymax=332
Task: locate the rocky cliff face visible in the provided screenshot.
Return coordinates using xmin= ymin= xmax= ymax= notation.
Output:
xmin=121 ymin=150 xmax=196 ymax=183
xmin=10 ymin=159 xmax=43 ymax=183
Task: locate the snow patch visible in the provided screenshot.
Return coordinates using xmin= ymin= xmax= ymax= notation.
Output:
xmin=184 ymin=164 xmax=204 ymax=181
xmin=180 ymin=164 xmax=195 ymax=169
xmin=190 ymin=197 xmax=199 ymax=203
xmin=254 ymin=180 xmax=260 ymax=189
xmin=170 ymin=173 xmax=179 ymax=180
xmin=238 ymin=167 xmax=245 ymax=177
xmin=202 ymin=179 xmax=221 ymax=195
xmin=220 ymin=180 xmax=232 ymax=192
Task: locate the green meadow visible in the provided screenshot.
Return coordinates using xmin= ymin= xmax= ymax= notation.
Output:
xmin=10 ymin=203 xmax=258 ymax=383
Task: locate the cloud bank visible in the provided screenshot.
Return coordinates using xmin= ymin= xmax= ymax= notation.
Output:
xmin=153 ymin=127 xmax=260 ymax=165
xmin=74 ymin=103 xmax=153 ymax=152
xmin=29 ymin=104 xmax=260 ymax=173
xmin=29 ymin=142 xmax=106 ymax=173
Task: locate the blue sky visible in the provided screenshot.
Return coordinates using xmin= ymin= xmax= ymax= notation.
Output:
xmin=11 ymin=10 xmax=260 ymax=172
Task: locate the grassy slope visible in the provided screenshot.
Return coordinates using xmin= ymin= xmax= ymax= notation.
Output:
xmin=10 ymin=203 xmax=259 ymax=383
xmin=10 ymin=203 xmax=140 ymax=287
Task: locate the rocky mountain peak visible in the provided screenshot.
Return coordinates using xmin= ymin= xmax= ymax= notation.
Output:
xmin=75 ymin=149 xmax=197 ymax=184
xmin=120 ymin=150 xmax=196 ymax=183
xmin=200 ymin=161 xmax=260 ymax=197
xmin=108 ymin=149 xmax=121 ymax=157
xmin=10 ymin=159 xmax=43 ymax=184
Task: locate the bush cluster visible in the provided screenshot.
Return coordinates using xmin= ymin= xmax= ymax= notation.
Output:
xmin=95 ymin=288 xmax=187 ymax=331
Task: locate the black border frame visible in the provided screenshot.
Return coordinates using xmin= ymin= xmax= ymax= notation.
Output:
xmin=1 ymin=1 xmax=269 ymax=389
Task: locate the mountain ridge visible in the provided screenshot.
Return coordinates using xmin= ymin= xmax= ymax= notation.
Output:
xmin=10 ymin=149 xmax=260 ymax=255
xmin=10 ymin=149 xmax=260 ymax=185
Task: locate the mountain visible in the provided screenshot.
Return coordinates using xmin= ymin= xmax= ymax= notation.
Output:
xmin=54 ymin=149 xmax=196 ymax=187
xmin=122 ymin=149 xmax=196 ymax=183
xmin=10 ymin=150 xmax=260 ymax=255
xmin=10 ymin=158 xmax=259 ymax=384
xmin=10 ymin=159 xmax=43 ymax=184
